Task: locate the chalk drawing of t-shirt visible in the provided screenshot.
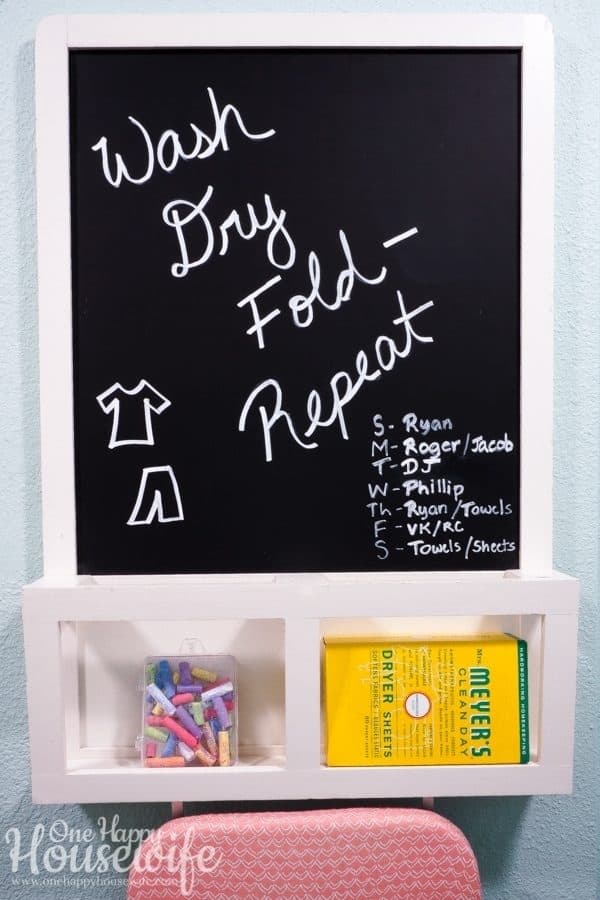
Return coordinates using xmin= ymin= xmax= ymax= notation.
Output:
xmin=96 ymin=380 xmax=171 ymax=449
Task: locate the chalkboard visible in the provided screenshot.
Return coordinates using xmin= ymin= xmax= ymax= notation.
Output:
xmin=69 ymin=48 xmax=521 ymax=574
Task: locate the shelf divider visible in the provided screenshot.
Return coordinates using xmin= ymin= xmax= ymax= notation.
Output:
xmin=285 ymin=617 xmax=321 ymax=770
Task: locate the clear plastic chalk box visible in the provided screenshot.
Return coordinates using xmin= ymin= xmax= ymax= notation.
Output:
xmin=141 ymin=655 xmax=237 ymax=768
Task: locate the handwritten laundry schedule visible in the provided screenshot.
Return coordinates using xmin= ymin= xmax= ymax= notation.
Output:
xmin=69 ymin=49 xmax=521 ymax=574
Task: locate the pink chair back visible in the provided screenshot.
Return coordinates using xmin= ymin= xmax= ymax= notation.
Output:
xmin=128 ymin=807 xmax=481 ymax=899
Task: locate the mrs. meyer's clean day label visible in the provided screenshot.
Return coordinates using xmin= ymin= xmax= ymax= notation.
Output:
xmin=324 ymin=634 xmax=529 ymax=766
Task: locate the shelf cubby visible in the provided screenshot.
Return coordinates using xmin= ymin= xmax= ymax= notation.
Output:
xmin=22 ymin=570 xmax=577 ymax=803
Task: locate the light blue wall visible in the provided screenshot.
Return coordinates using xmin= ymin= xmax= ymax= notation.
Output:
xmin=1 ymin=1 xmax=598 ymax=898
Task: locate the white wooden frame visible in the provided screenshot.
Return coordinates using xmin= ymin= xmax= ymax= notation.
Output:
xmin=29 ymin=13 xmax=575 ymax=806
xmin=35 ymin=13 xmax=555 ymax=577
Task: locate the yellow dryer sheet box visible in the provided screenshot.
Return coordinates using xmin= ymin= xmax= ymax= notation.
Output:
xmin=324 ymin=634 xmax=529 ymax=766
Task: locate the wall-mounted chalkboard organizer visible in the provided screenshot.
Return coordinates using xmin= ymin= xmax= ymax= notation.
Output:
xmin=37 ymin=14 xmax=553 ymax=576
xmin=26 ymin=15 xmax=579 ymax=807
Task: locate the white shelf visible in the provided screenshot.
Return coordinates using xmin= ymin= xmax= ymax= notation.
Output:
xmin=50 ymin=763 xmax=570 ymax=806
xmin=22 ymin=570 xmax=578 ymax=804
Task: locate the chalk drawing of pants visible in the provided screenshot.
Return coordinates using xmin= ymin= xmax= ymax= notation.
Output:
xmin=127 ymin=465 xmax=184 ymax=525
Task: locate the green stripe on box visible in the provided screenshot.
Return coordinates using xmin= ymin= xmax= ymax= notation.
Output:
xmin=517 ymin=639 xmax=530 ymax=763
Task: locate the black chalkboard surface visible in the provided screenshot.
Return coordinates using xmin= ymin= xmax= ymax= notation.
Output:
xmin=69 ymin=48 xmax=521 ymax=574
